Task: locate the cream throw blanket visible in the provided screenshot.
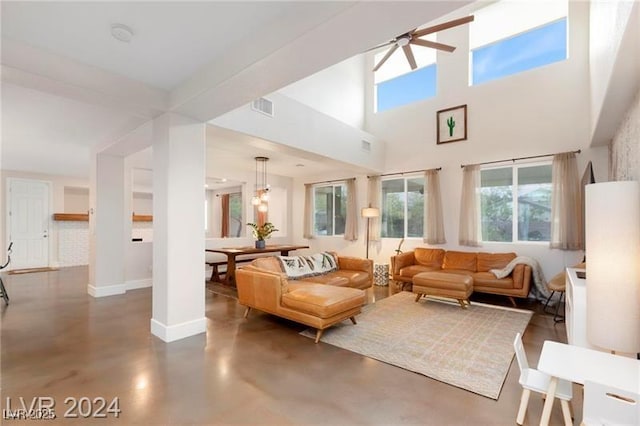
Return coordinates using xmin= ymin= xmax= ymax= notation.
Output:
xmin=278 ymin=252 xmax=338 ymax=279
xmin=490 ymin=256 xmax=550 ymax=300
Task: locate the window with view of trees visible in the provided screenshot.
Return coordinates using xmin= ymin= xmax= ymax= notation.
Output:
xmin=227 ymin=192 xmax=243 ymax=237
xmin=480 ymin=164 xmax=552 ymax=242
xmin=381 ymin=177 xmax=424 ymax=238
xmin=314 ymin=184 xmax=346 ymax=236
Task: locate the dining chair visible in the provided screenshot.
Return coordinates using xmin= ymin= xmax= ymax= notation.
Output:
xmin=581 ymin=380 xmax=639 ymax=426
xmin=513 ymin=332 xmax=573 ymax=425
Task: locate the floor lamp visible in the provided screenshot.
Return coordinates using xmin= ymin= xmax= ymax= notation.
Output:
xmin=362 ymin=206 xmax=379 ymax=259
xmin=585 ymin=181 xmax=640 ymax=356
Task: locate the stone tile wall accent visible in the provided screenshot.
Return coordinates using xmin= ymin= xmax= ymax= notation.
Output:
xmin=58 ymin=221 xmax=89 ymax=267
xmin=610 ymin=89 xmax=640 ymax=181
xmin=132 ymin=221 xmax=153 ymax=242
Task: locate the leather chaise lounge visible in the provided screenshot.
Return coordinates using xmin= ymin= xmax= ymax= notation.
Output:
xmin=235 ymin=253 xmax=373 ymax=342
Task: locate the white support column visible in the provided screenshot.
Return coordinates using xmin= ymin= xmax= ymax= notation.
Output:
xmin=88 ymin=153 xmax=126 ymax=297
xmin=150 ymin=113 xmax=206 ymax=342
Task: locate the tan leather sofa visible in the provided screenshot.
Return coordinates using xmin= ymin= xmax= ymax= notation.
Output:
xmin=235 ymin=254 xmax=373 ymax=342
xmin=391 ymin=248 xmax=532 ymax=304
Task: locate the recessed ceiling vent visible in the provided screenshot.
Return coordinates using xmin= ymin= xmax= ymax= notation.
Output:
xmin=251 ymin=97 xmax=274 ymax=117
xmin=361 ymin=140 xmax=372 ymax=152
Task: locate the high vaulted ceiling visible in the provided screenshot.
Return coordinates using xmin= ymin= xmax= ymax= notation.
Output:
xmin=1 ymin=1 xmax=471 ymax=178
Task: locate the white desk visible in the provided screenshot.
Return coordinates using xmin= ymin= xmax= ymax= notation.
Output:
xmin=537 ymin=340 xmax=640 ymax=426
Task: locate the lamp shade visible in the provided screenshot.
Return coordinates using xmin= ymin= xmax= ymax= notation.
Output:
xmin=362 ymin=207 xmax=380 ymax=218
xmin=585 ymin=181 xmax=640 ymax=353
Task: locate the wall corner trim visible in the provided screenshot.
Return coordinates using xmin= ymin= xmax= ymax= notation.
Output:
xmin=87 ymin=283 xmax=126 ymax=298
xmin=150 ymin=318 xmax=206 ymax=343
xmin=125 ymin=278 xmax=152 ymax=291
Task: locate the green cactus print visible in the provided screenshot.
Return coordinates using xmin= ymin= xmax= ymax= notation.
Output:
xmin=446 ymin=116 xmax=455 ymax=137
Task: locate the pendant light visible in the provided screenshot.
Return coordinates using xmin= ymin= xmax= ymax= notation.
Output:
xmin=252 ymin=157 xmax=270 ymax=212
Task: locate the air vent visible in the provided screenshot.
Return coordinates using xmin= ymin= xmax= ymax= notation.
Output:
xmin=251 ymin=97 xmax=274 ymax=117
xmin=361 ymin=140 xmax=372 ymax=152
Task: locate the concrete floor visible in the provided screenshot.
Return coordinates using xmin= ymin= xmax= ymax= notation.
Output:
xmin=1 ymin=266 xmax=578 ymax=425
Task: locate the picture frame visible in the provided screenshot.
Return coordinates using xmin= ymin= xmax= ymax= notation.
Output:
xmin=437 ymin=104 xmax=467 ymax=144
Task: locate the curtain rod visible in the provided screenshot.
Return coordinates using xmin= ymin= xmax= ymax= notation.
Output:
xmin=460 ymin=149 xmax=581 ymax=169
xmin=367 ymin=167 xmax=442 ymax=178
xmin=305 ymin=177 xmax=355 ymax=186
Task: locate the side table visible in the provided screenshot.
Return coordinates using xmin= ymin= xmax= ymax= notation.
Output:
xmin=374 ymin=263 xmax=389 ymax=286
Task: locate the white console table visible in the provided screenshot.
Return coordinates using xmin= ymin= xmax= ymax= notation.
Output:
xmin=565 ymin=267 xmax=594 ymax=348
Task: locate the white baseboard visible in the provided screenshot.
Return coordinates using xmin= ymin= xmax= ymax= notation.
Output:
xmin=87 ymin=283 xmax=126 ymax=297
xmin=125 ymin=278 xmax=152 ymax=291
xmin=150 ymin=317 xmax=207 ymax=343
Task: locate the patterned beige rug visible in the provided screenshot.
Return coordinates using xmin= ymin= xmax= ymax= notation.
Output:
xmin=302 ymin=291 xmax=532 ymax=399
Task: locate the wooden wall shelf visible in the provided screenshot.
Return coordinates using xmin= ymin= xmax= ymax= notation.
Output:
xmin=52 ymin=213 xmax=152 ymax=222
xmin=132 ymin=214 xmax=153 ymax=222
xmin=53 ymin=213 xmax=89 ymax=221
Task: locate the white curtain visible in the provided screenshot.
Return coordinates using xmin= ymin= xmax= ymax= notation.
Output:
xmin=303 ymin=183 xmax=313 ymax=239
xmin=367 ymin=175 xmax=382 ymax=241
xmin=424 ymin=169 xmax=446 ymax=244
xmin=459 ymin=165 xmax=481 ymax=246
xmin=344 ymin=178 xmax=358 ymax=241
xmin=550 ymin=152 xmax=583 ymax=250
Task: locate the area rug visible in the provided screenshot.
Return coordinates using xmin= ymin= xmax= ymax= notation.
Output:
xmin=8 ymin=267 xmax=59 ymax=275
xmin=301 ymin=291 xmax=532 ymax=399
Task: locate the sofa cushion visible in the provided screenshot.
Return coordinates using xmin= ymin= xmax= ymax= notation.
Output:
xmin=472 ymin=272 xmax=514 ymax=289
xmin=399 ymin=264 xmax=441 ymax=278
xmin=330 ymin=270 xmax=371 ymax=289
xmin=438 ymin=269 xmax=474 ymax=277
xmin=298 ymin=274 xmax=350 ymax=287
xmin=476 ymin=252 xmax=517 ymax=272
xmin=442 ymin=251 xmax=477 ymax=272
xmin=281 ymin=284 xmax=364 ymax=318
xmin=278 ymin=252 xmax=338 ymax=279
xmin=414 ymin=248 xmax=446 ymax=267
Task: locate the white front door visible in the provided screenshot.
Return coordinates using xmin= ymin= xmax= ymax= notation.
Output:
xmin=8 ymin=178 xmax=50 ymax=269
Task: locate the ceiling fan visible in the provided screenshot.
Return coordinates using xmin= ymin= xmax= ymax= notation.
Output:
xmin=371 ymin=15 xmax=475 ymax=72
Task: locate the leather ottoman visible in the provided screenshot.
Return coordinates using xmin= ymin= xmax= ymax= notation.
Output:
xmin=412 ymin=271 xmax=473 ymax=309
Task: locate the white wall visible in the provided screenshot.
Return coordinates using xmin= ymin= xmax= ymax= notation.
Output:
xmin=278 ymin=55 xmax=366 ymax=129
xmin=64 ymin=187 xmax=89 ymax=212
xmin=291 ymin=1 xmax=608 ymax=281
xmin=211 ymin=92 xmax=385 ymax=173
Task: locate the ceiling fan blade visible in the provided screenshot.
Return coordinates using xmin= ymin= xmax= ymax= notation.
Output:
xmin=373 ymin=44 xmax=399 ymax=72
xmin=402 ymin=44 xmax=417 ymax=70
xmin=413 ymin=15 xmax=475 ymax=38
xmin=364 ymin=39 xmax=396 ymax=53
xmin=411 ymin=38 xmax=456 ymax=53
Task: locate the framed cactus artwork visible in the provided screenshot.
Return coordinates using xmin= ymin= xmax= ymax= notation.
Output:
xmin=437 ymin=104 xmax=467 ymax=144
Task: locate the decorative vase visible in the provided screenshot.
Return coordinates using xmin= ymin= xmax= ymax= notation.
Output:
xmin=255 ymin=240 xmax=266 ymax=249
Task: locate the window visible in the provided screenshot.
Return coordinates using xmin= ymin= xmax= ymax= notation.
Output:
xmin=381 ymin=177 xmax=424 ymax=238
xmin=470 ymin=0 xmax=568 ymax=85
xmin=480 ymin=164 xmax=552 ymax=242
xmin=313 ymin=184 xmax=346 ymax=236
xmin=226 ymin=192 xmax=243 ymax=237
xmin=374 ymin=37 xmax=437 ymax=112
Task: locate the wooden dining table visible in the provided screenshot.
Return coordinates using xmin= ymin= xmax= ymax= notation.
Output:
xmin=206 ymin=244 xmax=309 ymax=286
